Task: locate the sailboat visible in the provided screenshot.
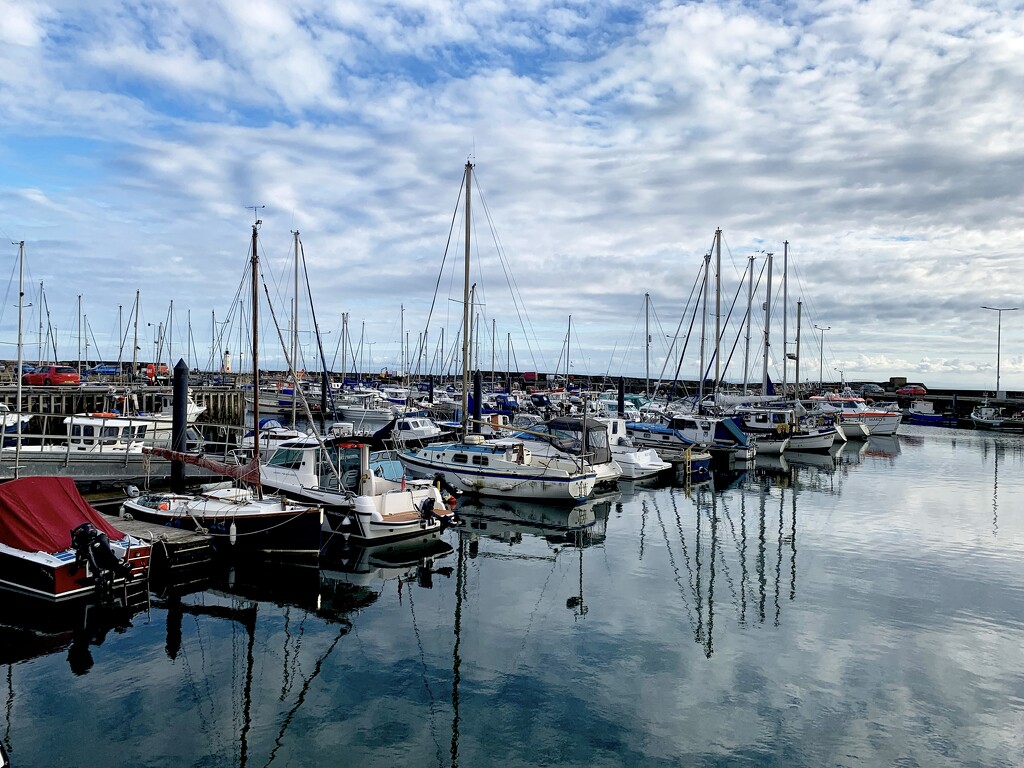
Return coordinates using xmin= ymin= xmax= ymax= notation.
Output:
xmin=139 ymin=218 xmax=324 ymax=557
xmin=398 ymin=162 xmax=597 ymax=503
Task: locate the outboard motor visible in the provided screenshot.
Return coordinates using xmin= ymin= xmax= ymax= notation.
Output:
xmin=419 ymin=495 xmax=459 ymax=528
xmin=72 ymin=523 xmax=132 ymax=603
xmin=418 ymin=496 xmax=437 ymax=521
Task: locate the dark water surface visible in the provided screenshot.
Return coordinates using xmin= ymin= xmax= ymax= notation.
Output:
xmin=2 ymin=425 xmax=1023 ymax=767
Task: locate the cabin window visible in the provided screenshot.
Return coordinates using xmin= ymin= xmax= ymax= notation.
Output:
xmin=452 ymin=454 xmax=469 ymax=464
xmin=611 ymin=422 xmax=619 ymax=435
xmin=471 ymin=455 xmax=489 ymax=466
xmin=662 ymin=434 xmax=670 ymax=441
xmin=268 ymin=448 xmax=304 ymax=469
xmin=755 ymin=414 xmax=768 ymax=424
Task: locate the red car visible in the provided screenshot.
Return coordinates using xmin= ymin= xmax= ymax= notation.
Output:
xmin=896 ymin=384 xmax=927 ymax=396
xmin=22 ymin=365 xmax=81 ymax=386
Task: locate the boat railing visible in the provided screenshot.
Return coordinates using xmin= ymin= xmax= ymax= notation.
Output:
xmin=0 ymin=410 xmax=246 ymax=466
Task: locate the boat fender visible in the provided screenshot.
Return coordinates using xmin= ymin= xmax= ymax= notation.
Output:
xmin=229 ymin=522 xmax=237 ymax=545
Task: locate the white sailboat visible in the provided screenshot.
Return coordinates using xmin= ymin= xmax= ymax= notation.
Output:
xmin=141 ymin=218 xmax=324 ymax=556
xmin=398 ymin=162 xmax=597 ymax=503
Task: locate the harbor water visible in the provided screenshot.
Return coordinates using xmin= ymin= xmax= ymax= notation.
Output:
xmin=2 ymin=424 xmax=1023 ymax=766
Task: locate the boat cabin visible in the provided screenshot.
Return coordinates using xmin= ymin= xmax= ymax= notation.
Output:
xmin=63 ymin=415 xmax=149 ymax=452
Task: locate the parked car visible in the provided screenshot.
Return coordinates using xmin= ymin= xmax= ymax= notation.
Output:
xmin=859 ymin=383 xmax=885 ymax=397
xmin=896 ymin=384 xmax=927 ymax=396
xmin=22 ymin=365 xmax=81 ymax=386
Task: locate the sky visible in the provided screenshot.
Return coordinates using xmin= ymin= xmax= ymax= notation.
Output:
xmin=1 ymin=0 xmax=1022 ymax=391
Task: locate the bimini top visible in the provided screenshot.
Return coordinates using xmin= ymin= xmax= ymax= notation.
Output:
xmin=0 ymin=476 xmax=126 ymax=554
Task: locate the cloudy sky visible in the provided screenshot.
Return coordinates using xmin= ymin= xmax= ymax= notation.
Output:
xmin=1 ymin=0 xmax=1022 ymax=390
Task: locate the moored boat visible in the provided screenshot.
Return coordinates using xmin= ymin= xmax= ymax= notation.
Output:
xmin=969 ymin=403 xmax=1024 ymax=431
xmin=0 ymin=476 xmax=151 ymax=605
xmin=907 ymin=399 xmax=957 ymax=427
xmin=259 ymin=436 xmax=457 ymax=545
xmin=120 ymin=484 xmax=323 ymax=557
xmin=808 ymin=392 xmax=902 ymax=436
xmin=396 ymin=162 xmax=598 ymax=504
xmin=625 ymin=413 xmax=751 ymax=463
xmin=600 ymin=417 xmax=673 ymax=479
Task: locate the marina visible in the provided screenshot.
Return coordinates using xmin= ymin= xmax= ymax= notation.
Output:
xmin=3 ymin=3 xmax=1023 ymax=764
xmin=0 ymin=424 xmax=1022 ymax=766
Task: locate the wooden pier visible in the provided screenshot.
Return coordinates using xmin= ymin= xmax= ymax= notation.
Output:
xmin=89 ymin=494 xmax=216 ymax=588
xmin=0 ymin=383 xmax=247 ymax=422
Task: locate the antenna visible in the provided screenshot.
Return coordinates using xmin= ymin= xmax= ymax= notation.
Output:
xmin=245 ymin=204 xmax=265 ymax=225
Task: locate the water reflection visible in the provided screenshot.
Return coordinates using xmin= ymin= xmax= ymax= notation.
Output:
xmin=864 ymin=433 xmax=901 ymax=459
xmin=639 ymin=458 xmax=808 ymax=659
xmin=7 ymin=427 xmax=1024 ymax=767
xmin=455 ymin=492 xmax=617 ymax=549
xmin=0 ymin=597 xmax=145 ymax=675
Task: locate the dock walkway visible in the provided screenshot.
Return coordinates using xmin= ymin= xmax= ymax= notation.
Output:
xmin=100 ymin=509 xmax=215 ymax=574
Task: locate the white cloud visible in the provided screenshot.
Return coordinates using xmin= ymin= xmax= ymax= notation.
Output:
xmin=0 ymin=0 xmax=1022 ymax=386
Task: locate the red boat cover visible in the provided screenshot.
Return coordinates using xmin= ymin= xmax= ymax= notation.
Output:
xmin=0 ymin=476 xmax=126 ymax=554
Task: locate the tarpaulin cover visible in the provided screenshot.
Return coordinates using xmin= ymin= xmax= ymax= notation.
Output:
xmin=0 ymin=477 xmax=125 ymax=554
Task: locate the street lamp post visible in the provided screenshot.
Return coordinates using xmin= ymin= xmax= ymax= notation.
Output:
xmin=981 ymin=306 xmax=1018 ymax=395
xmin=834 ymin=367 xmax=844 ymax=387
xmin=814 ymin=324 xmax=830 ymax=392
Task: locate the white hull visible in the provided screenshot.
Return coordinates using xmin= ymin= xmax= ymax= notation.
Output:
xmin=751 ymin=435 xmax=789 ymax=455
xmin=399 ymin=442 xmax=596 ymax=502
xmin=842 ymin=413 xmax=899 ymax=436
xmin=611 ymin=447 xmax=672 ymax=479
xmin=786 ymin=429 xmax=835 ymax=453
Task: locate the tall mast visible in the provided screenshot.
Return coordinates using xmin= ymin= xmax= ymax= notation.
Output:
xmin=782 ymin=240 xmax=789 ymax=396
xmin=37 ymin=281 xmax=43 ymax=363
xmin=250 ymin=216 xmax=262 ymax=482
xmin=698 ymin=250 xmax=710 ymax=405
xmin=743 ymin=254 xmax=755 ymax=394
xmin=461 ymin=160 xmax=472 ymax=438
xmin=292 ymin=230 xmax=300 ymax=426
xmin=15 ymin=241 xmax=25 ymax=478
xmin=795 ymin=301 xmax=803 ymax=400
xmin=761 ymin=252 xmax=773 ymax=393
xmin=714 ymin=228 xmax=722 ymax=395
xmin=565 ymin=315 xmax=571 ymax=385
xmin=168 ymin=300 xmax=173 ymax=366
xmin=77 ymin=294 xmax=82 ymax=373
xmin=644 ymin=293 xmax=650 ymax=397
xmin=117 ymin=305 xmax=123 ymax=377
xmin=341 ymin=312 xmax=348 ymax=387
xmin=132 ymin=290 xmax=139 ymax=378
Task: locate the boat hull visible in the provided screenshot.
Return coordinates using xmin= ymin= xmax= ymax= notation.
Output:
xmin=786 ymin=428 xmax=836 ymax=453
xmin=0 ymin=541 xmax=150 ymax=604
xmin=121 ymin=494 xmax=323 ymax=556
xmin=399 ymin=445 xmax=596 ymax=503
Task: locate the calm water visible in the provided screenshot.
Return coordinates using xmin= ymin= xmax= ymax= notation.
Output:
xmin=2 ymin=425 xmax=1024 ymax=767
